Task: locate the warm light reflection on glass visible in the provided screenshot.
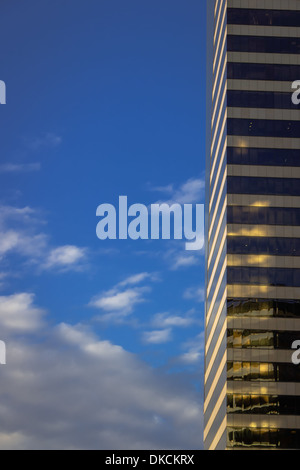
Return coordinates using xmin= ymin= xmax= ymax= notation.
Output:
xmin=250 ymin=200 xmax=271 ymax=207
xmin=260 ymin=364 xmax=269 ymax=374
xmin=228 ymin=285 xmax=270 ymax=295
xmin=226 ymin=254 xmax=271 ymax=267
xmin=246 ymin=255 xmax=270 ymax=265
xmin=237 ymin=138 xmax=248 ymax=148
xmin=228 ymin=226 xmax=267 ymax=237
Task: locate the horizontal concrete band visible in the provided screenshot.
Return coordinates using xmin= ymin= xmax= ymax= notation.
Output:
xmin=228 ymin=317 xmax=300 ymax=333
xmin=228 ymin=79 xmax=296 ymax=93
xmin=228 ymin=164 xmax=300 ymax=178
xmin=227 ymin=381 xmax=300 ymax=396
xmin=228 ymin=0 xmax=300 ymax=11
xmin=228 ymin=107 xmax=300 ymax=121
xmin=228 ymin=135 xmax=300 ymax=149
xmin=228 ymin=194 xmax=300 ymax=209
xmin=227 ymin=414 xmax=300 ymax=430
xmin=228 ymin=223 xmax=300 ymax=238
xmin=228 ymin=284 xmax=300 ymax=299
xmin=228 ymin=24 xmax=300 ymax=38
xmin=228 ymin=51 xmax=300 ymax=65
xmin=228 ymin=254 xmax=300 ymax=269
xmin=228 ymin=348 xmax=296 ymax=363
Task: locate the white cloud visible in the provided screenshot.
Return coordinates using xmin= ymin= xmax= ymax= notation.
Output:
xmin=162 ymin=243 xmax=203 ymax=271
xmin=171 ymin=254 xmax=199 ymax=270
xmin=0 ymin=206 xmax=37 ymax=228
xmin=143 ymin=328 xmax=172 ymax=344
xmin=90 ymin=287 xmax=147 ymax=315
xmin=0 ymin=293 xmax=45 ymax=333
xmin=57 ymin=323 xmax=125 ymax=360
xmin=178 ymin=332 xmax=205 ymax=364
xmin=183 ymin=287 xmax=205 ymax=303
xmin=45 ymin=245 xmax=87 ymax=270
xmin=90 ymin=273 xmax=157 ymax=320
xmin=150 ymin=183 xmax=174 ymax=194
xmin=0 ymin=230 xmax=48 ymax=260
xmin=152 ymin=311 xmax=197 ymax=328
xmin=0 ymin=307 xmax=202 ymax=449
xmin=153 ymin=177 xmax=205 ymax=205
xmin=27 ymin=133 xmax=62 ymax=151
xmin=0 ymin=231 xmax=20 ymax=255
xmin=180 ymin=351 xmax=202 ymax=363
xmin=170 ymin=178 xmax=205 ymax=205
xmin=118 ymin=272 xmax=158 ymax=287
xmin=0 ymin=205 xmax=87 ymax=273
xmin=0 ymin=163 xmax=41 ymax=174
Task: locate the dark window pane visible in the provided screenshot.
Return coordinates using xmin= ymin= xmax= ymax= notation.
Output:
xmin=228 ymin=176 xmax=300 ymax=196
xmin=228 ymin=118 xmax=300 ymax=138
xmin=227 ymin=299 xmax=300 ymax=319
xmin=228 ymin=8 xmax=300 ymax=27
xmin=228 ymin=35 xmax=300 ymax=54
xmin=228 ymin=90 xmax=297 ymax=110
xmin=228 ymin=206 xmax=300 ymax=226
xmin=228 ymin=62 xmax=300 ymax=82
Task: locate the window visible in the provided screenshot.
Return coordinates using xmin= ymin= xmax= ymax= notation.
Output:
xmin=228 ymin=90 xmax=297 ymax=110
xmin=227 ymin=299 xmax=300 ymax=319
xmin=228 ymin=206 xmax=300 ymax=226
xmin=228 ymin=62 xmax=300 ymax=81
xmin=228 ymin=35 xmax=300 ymax=54
xmin=228 ymin=118 xmax=300 ymax=138
xmin=228 ymin=147 xmax=300 ymax=167
xmin=228 ymin=176 xmax=300 ymax=196
xmin=227 ymin=8 xmax=300 ymax=28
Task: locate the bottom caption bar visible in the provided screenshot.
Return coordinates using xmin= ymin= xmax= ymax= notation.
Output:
xmin=101 ymin=451 xmax=205 ymax=467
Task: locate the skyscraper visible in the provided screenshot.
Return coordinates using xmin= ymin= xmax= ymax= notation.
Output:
xmin=204 ymin=0 xmax=300 ymax=450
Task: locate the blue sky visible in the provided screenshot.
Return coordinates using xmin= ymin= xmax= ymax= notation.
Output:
xmin=0 ymin=0 xmax=206 ymax=449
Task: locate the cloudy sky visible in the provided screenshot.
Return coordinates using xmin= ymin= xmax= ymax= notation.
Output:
xmin=0 ymin=0 xmax=206 ymax=449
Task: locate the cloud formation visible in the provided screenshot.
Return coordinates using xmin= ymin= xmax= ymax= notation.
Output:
xmin=0 ymin=205 xmax=87 ymax=272
xmin=143 ymin=328 xmax=172 ymax=344
xmin=183 ymin=287 xmax=205 ymax=303
xmin=45 ymin=245 xmax=87 ymax=270
xmin=152 ymin=177 xmax=205 ymax=205
xmin=0 ymin=293 xmax=202 ymax=450
xmin=0 ymin=163 xmax=41 ymax=174
xmin=26 ymin=132 xmax=62 ymax=151
xmin=89 ymin=272 xmax=158 ymax=321
xmin=0 ymin=293 xmax=45 ymax=333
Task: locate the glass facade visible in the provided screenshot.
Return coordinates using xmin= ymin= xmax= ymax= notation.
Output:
xmin=228 ymin=90 xmax=298 ymax=109
xmin=227 ymin=147 xmax=300 ymax=167
xmin=205 ymin=0 xmax=300 ymax=450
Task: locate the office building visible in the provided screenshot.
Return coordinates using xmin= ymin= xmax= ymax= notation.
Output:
xmin=204 ymin=0 xmax=300 ymax=450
